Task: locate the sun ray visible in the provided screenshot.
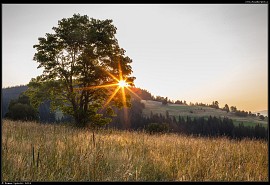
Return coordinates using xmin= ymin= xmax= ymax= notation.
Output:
xmin=121 ymin=86 xmax=129 ymax=128
xmin=126 ymin=86 xmax=142 ymax=100
xmin=123 ymin=106 xmax=129 ymax=128
xmin=103 ymin=86 xmax=121 ymax=108
xmin=73 ymin=59 xmax=138 ymax=127
xmin=103 ymin=70 xmax=120 ymax=83
xmin=118 ymin=80 xmax=129 ymax=88
xmin=121 ymin=86 xmax=127 ymax=107
xmin=118 ymin=60 xmax=123 ymax=81
xmin=74 ymin=83 xmax=118 ymax=91
xmin=90 ymin=83 xmax=118 ymax=89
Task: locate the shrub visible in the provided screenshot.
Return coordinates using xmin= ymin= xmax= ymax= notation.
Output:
xmin=145 ymin=123 xmax=169 ymax=134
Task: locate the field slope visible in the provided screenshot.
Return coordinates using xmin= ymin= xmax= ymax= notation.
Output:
xmin=141 ymin=100 xmax=268 ymax=127
xmin=2 ymin=120 xmax=268 ymax=182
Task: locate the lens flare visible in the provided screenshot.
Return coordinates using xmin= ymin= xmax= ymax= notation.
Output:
xmin=118 ymin=80 xmax=128 ymax=88
xmin=73 ymin=60 xmax=142 ymax=126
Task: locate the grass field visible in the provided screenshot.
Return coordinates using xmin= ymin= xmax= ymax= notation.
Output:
xmin=141 ymin=100 xmax=268 ymax=127
xmin=2 ymin=120 xmax=268 ymax=182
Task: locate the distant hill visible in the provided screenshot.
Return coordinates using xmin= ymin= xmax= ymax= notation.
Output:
xmin=1 ymin=85 xmax=154 ymax=122
xmin=2 ymin=85 xmax=28 ymax=117
xmin=141 ymin=100 xmax=268 ymax=128
xmin=2 ymin=85 xmax=58 ymax=122
xmin=2 ymin=85 xmax=267 ymax=127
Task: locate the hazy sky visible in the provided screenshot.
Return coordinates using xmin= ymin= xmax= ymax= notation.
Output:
xmin=2 ymin=4 xmax=268 ymax=112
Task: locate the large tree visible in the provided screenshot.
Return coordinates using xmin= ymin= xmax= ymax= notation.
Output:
xmin=26 ymin=14 xmax=135 ymax=127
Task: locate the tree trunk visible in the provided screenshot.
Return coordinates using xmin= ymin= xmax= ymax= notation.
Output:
xmin=92 ymin=130 xmax=96 ymax=148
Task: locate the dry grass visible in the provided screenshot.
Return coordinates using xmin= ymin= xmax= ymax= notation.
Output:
xmin=2 ymin=119 xmax=268 ymax=182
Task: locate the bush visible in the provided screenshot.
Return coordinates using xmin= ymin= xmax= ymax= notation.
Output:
xmin=5 ymin=94 xmax=38 ymax=121
xmin=145 ymin=123 xmax=169 ymax=134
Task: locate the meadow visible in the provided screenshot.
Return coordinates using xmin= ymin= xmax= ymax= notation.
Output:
xmin=141 ymin=100 xmax=268 ymax=128
xmin=2 ymin=119 xmax=268 ymax=182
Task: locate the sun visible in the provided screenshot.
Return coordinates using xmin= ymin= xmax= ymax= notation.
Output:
xmin=118 ymin=80 xmax=128 ymax=88
xmin=74 ymin=60 xmax=141 ymax=110
xmin=73 ymin=59 xmax=142 ymax=127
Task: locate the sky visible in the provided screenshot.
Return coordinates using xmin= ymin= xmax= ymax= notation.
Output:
xmin=2 ymin=4 xmax=268 ymax=112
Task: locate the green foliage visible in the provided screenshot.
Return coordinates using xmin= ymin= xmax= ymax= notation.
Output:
xmin=162 ymin=97 xmax=168 ymax=106
xmin=5 ymin=94 xmax=38 ymax=121
xmin=259 ymin=115 xmax=265 ymax=120
xmin=26 ymin=14 xmax=135 ymax=127
xmin=230 ymin=106 xmax=237 ymax=113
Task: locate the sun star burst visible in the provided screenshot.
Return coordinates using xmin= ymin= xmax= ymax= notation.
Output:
xmin=73 ymin=61 xmax=143 ymax=125
xmin=118 ymin=80 xmax=128 ymax=88
xmin=74 ymin=61 xmax=141 ymax=111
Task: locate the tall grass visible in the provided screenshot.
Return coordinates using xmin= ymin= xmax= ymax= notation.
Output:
xmin=2 ymin=120 xmax=268 ymax=181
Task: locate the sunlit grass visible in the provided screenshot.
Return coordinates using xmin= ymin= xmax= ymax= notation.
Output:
xmin=2 ymin=120 xmax=268 ymax=181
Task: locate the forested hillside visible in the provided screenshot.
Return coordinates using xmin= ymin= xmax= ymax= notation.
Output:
xmin=2 ymin=86 xmax=268 ymax=140
xmin=2 ymin=86 xmax=58 ymax=122
xmin=2 ymin=85 xmax=28 ymax=117
xmin=2 ymin=86 xmax=151 ymax=123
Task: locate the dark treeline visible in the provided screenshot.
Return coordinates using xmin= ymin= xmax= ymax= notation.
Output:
xmin=143 ymin=113 xmax=268 ymax=140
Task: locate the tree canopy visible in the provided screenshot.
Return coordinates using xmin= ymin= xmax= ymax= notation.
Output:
xmin=26 ymin=14 xmax=135 ymax=127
